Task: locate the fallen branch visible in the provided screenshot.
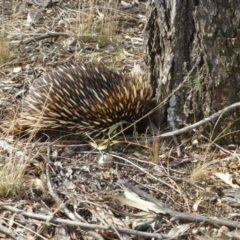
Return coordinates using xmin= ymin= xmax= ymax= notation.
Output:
xmin=20 ymin=32 xmax=72 ymax=45
xmin=160 ymin=102 xmax=240 ymax=138
xmin=0 ymin=224 xmax=20 ymax=240
xmin=122 ymin=181 xmax=240 ymax=229
xmin=0 ymin=203 xmax=169 ymax=239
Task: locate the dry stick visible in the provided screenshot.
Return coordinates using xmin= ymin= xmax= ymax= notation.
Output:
xmin=20 ymin=32 xmax=72 ymax=45
xmin=43 ymin=146 xmax=104 ymax=240
xmin=1 ymin=215 xmax=49 ymax=240
xmin=19 ymin=32 xmax=98 ymax=45
xmin=110 ymin=153 xmax=182 ymax=195
xmin=44 ymin=146 xmax=162 ymax=239
xmin=0 ymin=202 xmax=169 ymax=239
xmin=160 ymin=102 xmax=240 ymax=138
xmin=0 ymin=224 xmax=20 ymax=240
xmin=122 ymin=181 xmax=240 ymax=229
xmin=45 ymin=150 xmax=160 ymax=239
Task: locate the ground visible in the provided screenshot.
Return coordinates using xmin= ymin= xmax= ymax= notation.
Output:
xmin=0 ymin=0 xmax=240 ymax=240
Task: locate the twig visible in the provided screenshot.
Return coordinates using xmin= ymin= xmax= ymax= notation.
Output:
xmin=160 ymin=102 xmax=240 ymax=138
xmin=44 ymin=148 xmax=104 ymax=239
xmin=0 ymin=223 xmax=20 ymax=240
xmin=122 ymin=181 xmax=240 ymax=229
xmin=44 ymin=147 xmax=124 ymax=240
xmin=20 ymin=32 xmax=72 ymax=45
xmin=110 ymin=153 xmax=182 ymax=194
xmin=0 ymin=202 xmax=168 ymax=239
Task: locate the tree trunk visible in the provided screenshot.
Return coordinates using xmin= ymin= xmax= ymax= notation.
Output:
xmin=144 ymin=0 xmax=240 ymax=143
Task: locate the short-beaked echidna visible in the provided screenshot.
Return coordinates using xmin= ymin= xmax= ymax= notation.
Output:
xmin=4 ymin=62 xmax=155 ymax=137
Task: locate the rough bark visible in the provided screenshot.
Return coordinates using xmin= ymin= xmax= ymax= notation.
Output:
xmin=144 ymin=0 xmax=240 ymax=143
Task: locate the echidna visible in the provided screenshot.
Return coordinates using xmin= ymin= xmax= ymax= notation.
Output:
xmin=3 ymin=62 xmax=155 ymax=138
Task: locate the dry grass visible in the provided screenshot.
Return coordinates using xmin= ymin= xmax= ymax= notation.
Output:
xmin=75 ymin=0 xmax=119 ymax=44
xmin=0 ymin=118 xmax=47 ymax=197
xmin=0 ymin=154 xmax=27 ymax=197
xmin=190 ymin=162 xmax=209 ymax=183
xmin=0 ymin=34 xmax=11 ymax=64
xmin=189 ymin=119 xmax=231 ymax=184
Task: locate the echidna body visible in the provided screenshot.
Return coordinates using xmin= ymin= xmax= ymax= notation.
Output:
xmin=7 ymin=62 xmax=154 ymax=137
